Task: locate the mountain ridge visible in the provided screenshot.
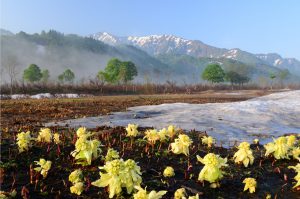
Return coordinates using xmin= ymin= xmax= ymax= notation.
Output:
xmin=91 ymin=32 xmax=300 ymax=75
xmin=1 ymin=29 xmax=299 ymax=84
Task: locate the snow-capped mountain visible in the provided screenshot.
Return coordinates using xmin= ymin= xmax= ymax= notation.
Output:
xmin=91 ymin=32 xmax=227 ymax=57
xmin=2 ymin=28 xmax=299 ymax=84
xmin=256 ymin=53 xmax=300 ymax=74
xmin=91 ymin=32 xmax=300 ymax=76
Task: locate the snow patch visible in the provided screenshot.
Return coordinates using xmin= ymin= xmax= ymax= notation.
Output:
xmin=222 ymin=49 xmax=239 ymax=60
xmin=274 ymin=59 xmax=282 ymax=66
xmin=47 ymin=91 xmax=300 ymax=145
xmin=11 ymin=94 xmax=30 ymax=99
xmin=1 ymin=93 xmax=92 ymax=100
xmin=31 ymin=93 xmax=53 ymax=99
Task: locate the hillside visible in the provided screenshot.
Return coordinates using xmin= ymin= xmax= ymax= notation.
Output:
xmin=92 ymin=32 xmax=300 ymax=78
xmin=1 ymin=30 xmax=173 ymax=83
xmin=1 ymin=30 xmax=299 ymax=84
xmin=156 ymin=54 xmax=286 ymax=81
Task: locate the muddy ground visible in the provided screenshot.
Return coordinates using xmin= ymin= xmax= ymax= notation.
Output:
xmin=1 ymin=90 xmax=269 ymax=130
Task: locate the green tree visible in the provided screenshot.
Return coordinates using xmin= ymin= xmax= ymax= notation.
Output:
xmin=278 ymin=69 xmax=290 ymax=87
xmin=41 ymin=69 xmax=50 ymax=83
xmin=98 ymin=58 xmax=138 ymax=84
xmin=58 ymin=69 xmax=75 ymax=83
xmin=225 ymin=71 xmax=250 ymax=89
xmin=58 ymin=74 xmax=64 ymax=83
xmin=202 ymin=64 xmax=225 ymax=84
xmin=269 ymin=72 xmax=276 ymax=90
xmin=96 ymin=71 xmax=106 ymax=84
xmin=118 ymin=61 xmax=138 ymax=84
xmin=23 ymin=64 xmax=42 ymax=82
xmin=101 ymin=58 xmax=122 ymax=84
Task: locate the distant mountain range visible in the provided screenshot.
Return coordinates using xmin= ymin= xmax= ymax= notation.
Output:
xmin=91 ymin=32 xmax=300 ymax=76
xmin=1 ymin=29 xmax=299 ymax=84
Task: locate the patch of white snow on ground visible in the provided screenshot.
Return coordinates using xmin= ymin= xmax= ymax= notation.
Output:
xmin=31 ymin=93 xmax=54 ymax=99
xmin=46 ymin=91 xmax=300 ymax=145
xmin=0 ymin=93 xmax=93 ymax=100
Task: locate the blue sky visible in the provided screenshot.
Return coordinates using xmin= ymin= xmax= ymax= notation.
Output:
xmin=1 ymin=0 xmax=299 ymax=59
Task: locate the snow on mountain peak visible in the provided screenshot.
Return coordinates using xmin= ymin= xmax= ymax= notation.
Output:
xmin=92 ymin=32 xmax=118 ymax=44
xmin=89 ymin=32 xmax=300 ymax=74
xmin=222 ymin=49 xmax=239 ymax=60
xmin=92 ymin=32 xmax=191 ymax=47
xmin=127 ymin=34 xmax=188 ymax=47
xmin=274 ymin=59 xmax=282 ymax=66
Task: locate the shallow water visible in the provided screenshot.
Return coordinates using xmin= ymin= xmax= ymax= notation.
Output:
xmin=46 ymin=90 xmax=300 ymax=145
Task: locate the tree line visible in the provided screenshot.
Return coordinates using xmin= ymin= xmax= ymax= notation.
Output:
xmin=202 ymin=63 xmax=251 ymax=87
xmin=21 ymin=58 xmax=138 ymax=85
xmin=4 ymin=57 xmax=291 ymax=95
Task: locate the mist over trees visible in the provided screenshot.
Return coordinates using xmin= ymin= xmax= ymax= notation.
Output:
xmin=225 ymin=71 xmax=250 ymax=88
xmin=58 ymin=69 xmax=75 ymax=83
xmin=41 ymin=69 xmax=50 ymax=83
xmin=2 ymin=55 xmax=19 ymax=94
xmin=1 ymin=29 xmax=298 ymax=91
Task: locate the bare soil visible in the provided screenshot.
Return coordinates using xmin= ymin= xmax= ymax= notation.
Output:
xmin=1 ymin=90 xmax=269 ymax=130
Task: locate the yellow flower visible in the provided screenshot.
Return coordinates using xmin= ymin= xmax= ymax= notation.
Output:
xmin=144 ymin=129 xmax=160 ymax=145
xmin=197 ymin=153 xmax=228 ymax=184
xmin=53 ymin=133 xmax=61 ymax=144
xmin=286 ymin=135 xmax=297 ymax=147
xmin=123 ymin=159 xmax=142 ymax=194
xmin=163 ymin=166 xmax=175 ymax=177
xmin=69 ymin=169 xmax=83 ymax=184
xmin=201 ymin=136 xmax=215 ymax=148
xmin=34 ymin=158 xmax=52 ymax=178
xmin=71 ymin=127 xmax=102 ymax=165
xmin=76 ymin=127 xmax=87 ymax=137
xmin=16 ymin=131 xmax=32 ymax=153
xmin=167 ymin=125 xmax=177 ymax=138
xmin=264 ymin=136 xmax=290 ymax=159
xmin=37 ymin=128 xmax=52 ymax=143
xmin=105 ymin=148 xmax=120 ymax=162
xmin=92 ymin=159 xmax=142 ymax=198
xmin=290 ymin=147 xmax=300 ymax=161
xmin=158 ymin=128 xmax=168 ymax=142
xmin=243 ymin=178 xmax=257 ymax=193
xmin=0 ymin=189 xmax=17 ymax=198
xmin=253 ymin=139 xmax=259 ymax=144
xmin=233 ymin=142 xmax=254 ymax=167
xmin=188 ymin=194 xmax=199 ymax=199
xmin=171 ymin=134 xmax=193 ymax=156
xmin=133 ymin=186 xmax=167 ymax=199
xmin=126 ymin=124 xmax=139 ymax=137
xmin=70 ymin=182 xmax=84 ymax=195
xmin=69 ymin=169 xmax=84 ymax=195
xmin=288 ymin=163 xmax=300 ymax=188
xmin=174 ymin=188 xmax=187 ymax=199
xmin=92 ymin=159 xmax=123 ymax=198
